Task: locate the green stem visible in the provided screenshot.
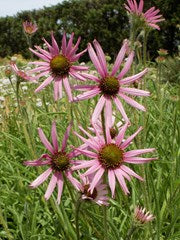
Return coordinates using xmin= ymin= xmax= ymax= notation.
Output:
xmin=125 ymin=224 xmax=137 ymax=240
xmin=75 ymin=197 xmax=82 ymax=240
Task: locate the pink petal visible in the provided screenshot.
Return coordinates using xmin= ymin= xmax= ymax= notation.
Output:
xmin=88 ymin=43 xmax=106 ymax=78
xmin=24 ymin=153 xmax=52 ymax=166
xmin=124 ymin=148 xmax=155 ymax=157
xmin=119 ymin=68 xmax=148 ymax=84
xmin=92 ymin=95 xmax=106 ymax=123
xmin=111 ymin=40 xmax=128 ymax=76
xmin=56 ymin=172 xmax=64 ymax=204
xmin=66 ymin=33 xmax=74 ymax=55
xmin=30 ymin=168 xmax=52 ymax=188
xmin=75 ymin=88 xmax=100 ymax=101
xmin=58 ymin=79 xmax=63 ymax=99
xmin=93 ymin=39 xmax=108 ymax=76
xmin=121 ymin=165 xmax=143 ymax=181
xmin=114 ymin=97 xmax=130 ymax=123
xmin=35 ymin=46 xmax=51 ymax=59
xmin=29 ymin=48 xmax=49 ymax=62
xmin=54 ymin=80 xmax=59 ymax=101
xmin=124 ymin=157 xmax=158 ymax=164
xmin=61 ymin=32 xmax=67 ymax=55
xmin=61 ymin=123 xmax=72 ymax=152
xmin=105 ymin=99 xmax=112 ymax=144
xmin=80 ymin=72 xmax=100 ymax=83
xmin=89 ymin=167 xmax=105 ymax=193
xmin=82 ymin=163 xmax=101 ymax=177
xmin=69 ymin=70 xmax=86 ymax=81
xmin=120 ymin=87 xmax=150 ymax=97
xmin=71 ymin=49 xmax=87 ymax=62
xmin=44 ymin=173 xmax=58 ymax=200
xmin=67 ymin=37 xmax=81 ymax=57
xmin=63 ymin=77 xmax=73 ymax=102
xmin=51 ymin=121 xmax=59 ymax=153
xmin=51 ymin=32 xmax=59 ymax=55
xmin=114 ymin=169 xmax=129 ymax=195
xmin=65 ymin=170 xmax=82 ymax=191
xmin=120 ymin=126 xmax=143 ymax=149
xmin=118 ymin=93 xmax=146 ymax=111
xmin=118 ymin=51 xmax=134 ymax=79
xmin=29 ymin=61 xmax=50 ymax=66
xmin=115 ymin=123 xmax=129 ymax=146
xmin=71 ymin=160 xmax=97 ymax=171
xmin=35 ymin=76 xmax=53 ymax=93
xmin=108 ymin=170 xmax=116 ymax=198
xmin=138 ymin=0 xmax=144 ymax=13
xmin=38 ymin=127 xmax=54 ymax=154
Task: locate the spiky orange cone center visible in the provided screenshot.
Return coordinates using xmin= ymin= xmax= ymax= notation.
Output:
xmin=98 ymin=143 xmax=123 ymax=169
xmin=50 ymin=55 xmax=70 ymax=76
xmin=99 ymin=76 xmax=119 ymax=96
xmin=51 ymin=151 xmax=70 ymax=171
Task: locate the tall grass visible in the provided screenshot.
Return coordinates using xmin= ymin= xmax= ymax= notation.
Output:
xmin=0 ymin=63 xmax=179 ymax=240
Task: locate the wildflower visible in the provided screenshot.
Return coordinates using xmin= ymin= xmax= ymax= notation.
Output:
xmin=29 ymin=32 xmax=87 ymax=101
xmin=74 ymin=40 xmax=149 ymax=123
xmin=11 ymin=63 xmax=36 ymax=82
xmin=134 ymin=206 xmax=155 ymax=224
xmin=125 ymin=0 xmax=165 ymax=30
xmin=23 ymin=21 xmax=38 ymax=34
xmin=72 ymin=123 xmax=157 ymax=197
xmin=24 ymin=122 xmax=81 ymax=204
xmin=80 ymin=174 xmax=109 ymax=206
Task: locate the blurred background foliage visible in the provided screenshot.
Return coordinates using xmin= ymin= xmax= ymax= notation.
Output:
xmin=0 ymin=0 xmax=179 ymax=60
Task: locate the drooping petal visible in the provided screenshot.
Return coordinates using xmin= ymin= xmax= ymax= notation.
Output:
xmin=118 ymin=93 xmax=146 ymax=111
xmin=44 ymin=173 xmax=58 ymax=200
xmin=89 ymin=167 xmax=105 ymax=193
xmin=114 ymin=169 xmax=129 ymax=195
xmin=30 ymin=168 xmax=52 ymax=188
xmin=108 ymin=170 xmax=116 ymax=197
xmin=119 ymin=68 xmax=148 ymax=85
xmin=121 ymin=165 xmax=143 ymax=181
xmin=114 ymin=97 xmax=130 ymax=123
xmin=63 ymin=77 xmax=73 ymax=102
xmin=71 ymin=160 xmax=97 ymax=171
xmin=57 ymin=172 xmax=64 ymax=204
xmin=35 ymin=76 xmax=53 ymax=93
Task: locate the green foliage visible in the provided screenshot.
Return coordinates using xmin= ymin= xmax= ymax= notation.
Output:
xmin=0 ymin=0 xmax=179 ymax=59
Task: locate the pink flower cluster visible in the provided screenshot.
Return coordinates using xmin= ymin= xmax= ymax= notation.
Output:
xmin=23 ymin=1 xmax=161 ymax=211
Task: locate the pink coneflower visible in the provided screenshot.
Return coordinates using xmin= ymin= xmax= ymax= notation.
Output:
xmin=134 ymin=206 xmax=155 ymax=224
xmin=72 ymin=123 xmax=157 ymax=197
xmin=11 ymin=63 xmax=36 ymax=82
xmin=74 ymin=40 xmax=149 ymax=123
xmin=28 ymin=32 xmax=87 ymax=101
xmin=125 ymin=0 xmax=165 ymax=30
xmin=23 ymin=21 xmax=38 ymax=34
xmin=24 ymin=122 xmax=81 ymax=204
xmin=80 ymin=174 xmax=109 ymax=206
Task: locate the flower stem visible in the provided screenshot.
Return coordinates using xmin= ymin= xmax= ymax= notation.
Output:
xmin=125 ymin=224 xmax=137 ymax=240
xmin=75 ymin=197 xmax=82 ymax=240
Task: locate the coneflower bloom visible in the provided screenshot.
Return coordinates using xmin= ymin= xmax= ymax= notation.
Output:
xmin=80 ymin=174 xmax=109 ymax=206
xmin=23 ymin=21 xmax=38 ymax=34
xmin=24 ymin=122 xmax=81 ymax=204
xmin=11 ymin=63 xmax=36 ymax=82
xmin=72 ymin=123 xmax=157 ymax=197
xmin=125 ymin=0 xmax=165 ymax=30
xmin=74 ymin=40 xmax=149 ymax=123
xmin=28 ymin=32 xmax=87 ymax=101
xmin=134 ymin=206 xmax=155 ymax=224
